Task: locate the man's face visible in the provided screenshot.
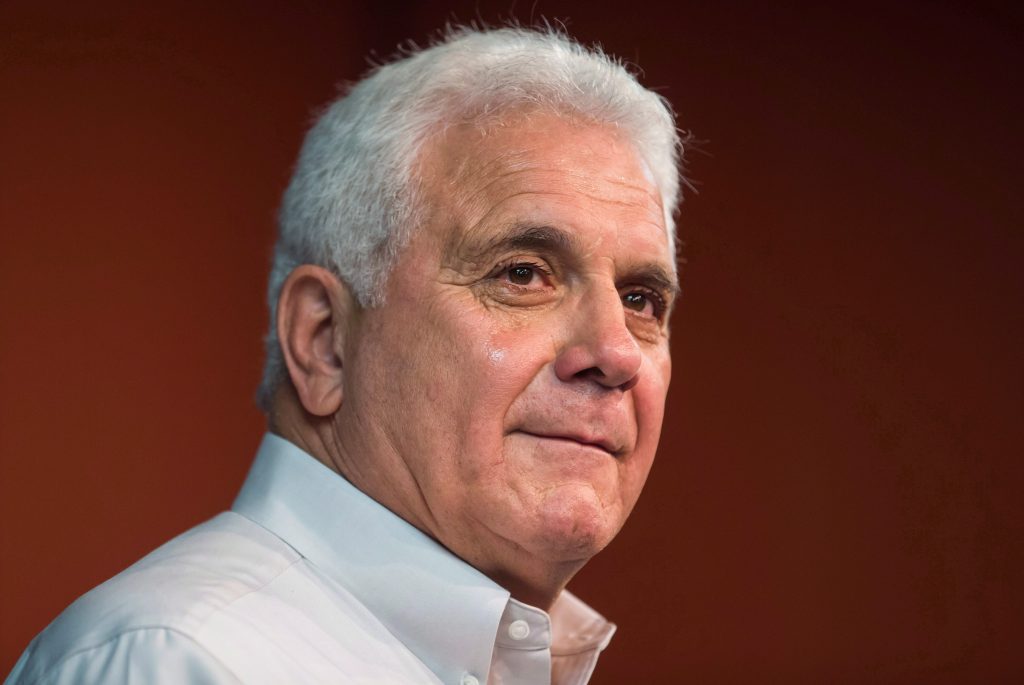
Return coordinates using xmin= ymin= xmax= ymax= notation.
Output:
xmin=336 ymin=113 xmax=675 ymax=582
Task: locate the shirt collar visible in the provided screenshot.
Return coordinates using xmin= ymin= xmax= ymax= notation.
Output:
xmin=231 ymin=433 xmax=509 ymax=685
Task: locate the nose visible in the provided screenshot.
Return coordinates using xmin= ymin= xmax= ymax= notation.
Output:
xmin=553 ymin=289 xmax=643 ymax=391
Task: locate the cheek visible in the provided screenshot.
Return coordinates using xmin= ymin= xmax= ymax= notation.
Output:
xmin=620 ymin=353 xmax=672 ymax=487
xmin=376 ymin=300 xmax=554 ymax=482
xmin=636 ymin=349 xmax=671 ymax=433
xmin=455 ymin=327 xmax=555 ymax=467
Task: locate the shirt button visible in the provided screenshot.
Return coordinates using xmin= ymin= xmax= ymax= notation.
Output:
xmin=461 ymin=674 xmax=480 ymax=685
xmin=508 ymin=619 xmax=531 ymax=640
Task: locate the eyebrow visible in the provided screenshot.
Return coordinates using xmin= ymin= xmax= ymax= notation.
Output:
xmin=629 ymin=264 xmax=681 ymax=301
xmin=485 ymin=222 xmax=582 ymax=256
xmin=448 ymin=222 xmax=577 ymax=265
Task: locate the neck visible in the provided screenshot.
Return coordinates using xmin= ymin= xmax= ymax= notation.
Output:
xmin=484 ymin=561 xmax=585 ymax=611
xmin=267 ymin=390 xmax=335 ymax=472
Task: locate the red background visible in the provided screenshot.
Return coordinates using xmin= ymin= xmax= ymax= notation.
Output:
xmin=2 ymin=1 xmax=1021 ymax=682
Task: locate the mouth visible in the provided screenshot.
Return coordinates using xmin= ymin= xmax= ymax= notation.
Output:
xmin=515 ymin=431 xmax=620 ymax=457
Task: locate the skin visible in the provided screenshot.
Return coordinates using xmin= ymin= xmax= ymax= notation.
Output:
xmin=271 ymin=112 xmax=677 ymax=610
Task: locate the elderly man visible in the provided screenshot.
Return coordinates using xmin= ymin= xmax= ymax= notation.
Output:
xmin=7 ymin=26 xmax=684 ymax=685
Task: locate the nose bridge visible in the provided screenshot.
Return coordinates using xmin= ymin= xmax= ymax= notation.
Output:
xmin=554 ymin=285 xmax=642 ymax=389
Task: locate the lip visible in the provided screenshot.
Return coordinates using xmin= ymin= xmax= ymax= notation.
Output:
xmin=515 ymin=430 xmax=620 ymax=457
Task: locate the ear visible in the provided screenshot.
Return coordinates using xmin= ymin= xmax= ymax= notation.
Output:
xmin=276 ymin=265 xmax=357 ymax=417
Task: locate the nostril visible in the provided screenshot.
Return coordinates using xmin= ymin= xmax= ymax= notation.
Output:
xmin=619 ymin=374 xmax=639 ymax=391
xmin=576 ymin=365 xmax=640 ymax=392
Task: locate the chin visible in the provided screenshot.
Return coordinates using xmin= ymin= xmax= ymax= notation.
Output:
xmin=527 ymin=489 xmax=623 ymax=562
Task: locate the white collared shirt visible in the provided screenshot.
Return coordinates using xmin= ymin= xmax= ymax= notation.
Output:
xmin=6 ymin=434 xmax=615 ymax=685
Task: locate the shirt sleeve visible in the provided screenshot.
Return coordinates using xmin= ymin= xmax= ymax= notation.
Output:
xmin=5 ymin=627 xmax=242 ymax=685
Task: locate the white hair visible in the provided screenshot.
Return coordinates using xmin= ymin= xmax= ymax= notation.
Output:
xmin=257 ymin=25 xmax=686 ymax=411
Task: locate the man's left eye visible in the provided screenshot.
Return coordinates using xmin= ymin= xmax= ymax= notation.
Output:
xmin=622 ymin=291 xmax=660 ymax=319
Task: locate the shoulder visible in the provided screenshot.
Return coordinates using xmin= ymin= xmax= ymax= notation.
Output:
xmin=8 ymin=512 xmax=298 ymax=684
xmin=6 ymin=627 xmax=241 ymax=684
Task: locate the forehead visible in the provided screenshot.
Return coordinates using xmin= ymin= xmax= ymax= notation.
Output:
xmin=416 ymin=113 xmax=673 ymax=270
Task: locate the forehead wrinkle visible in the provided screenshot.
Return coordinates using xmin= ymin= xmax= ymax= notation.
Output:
xmin=450 ymin=165 xmax=537 ymax=220
xmin=445 ymin=131 xmax=662 ymax=216
xmin=549 ymin=182 xmax=661 ymax=213
xmin=456 ymin=157 xmax=662 ymax=216
xmin=466 ymin=172 xmax=659 ymax=241
xmin=444 ymin=138 xmax=535 ymax=189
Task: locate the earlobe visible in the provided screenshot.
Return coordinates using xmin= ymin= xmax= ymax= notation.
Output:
xmin=276 ymin=265 xmax=355 ymax=417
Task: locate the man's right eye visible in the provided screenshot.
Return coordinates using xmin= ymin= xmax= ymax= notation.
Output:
xmin=493 ymin=260 xmax=550 ymax=287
